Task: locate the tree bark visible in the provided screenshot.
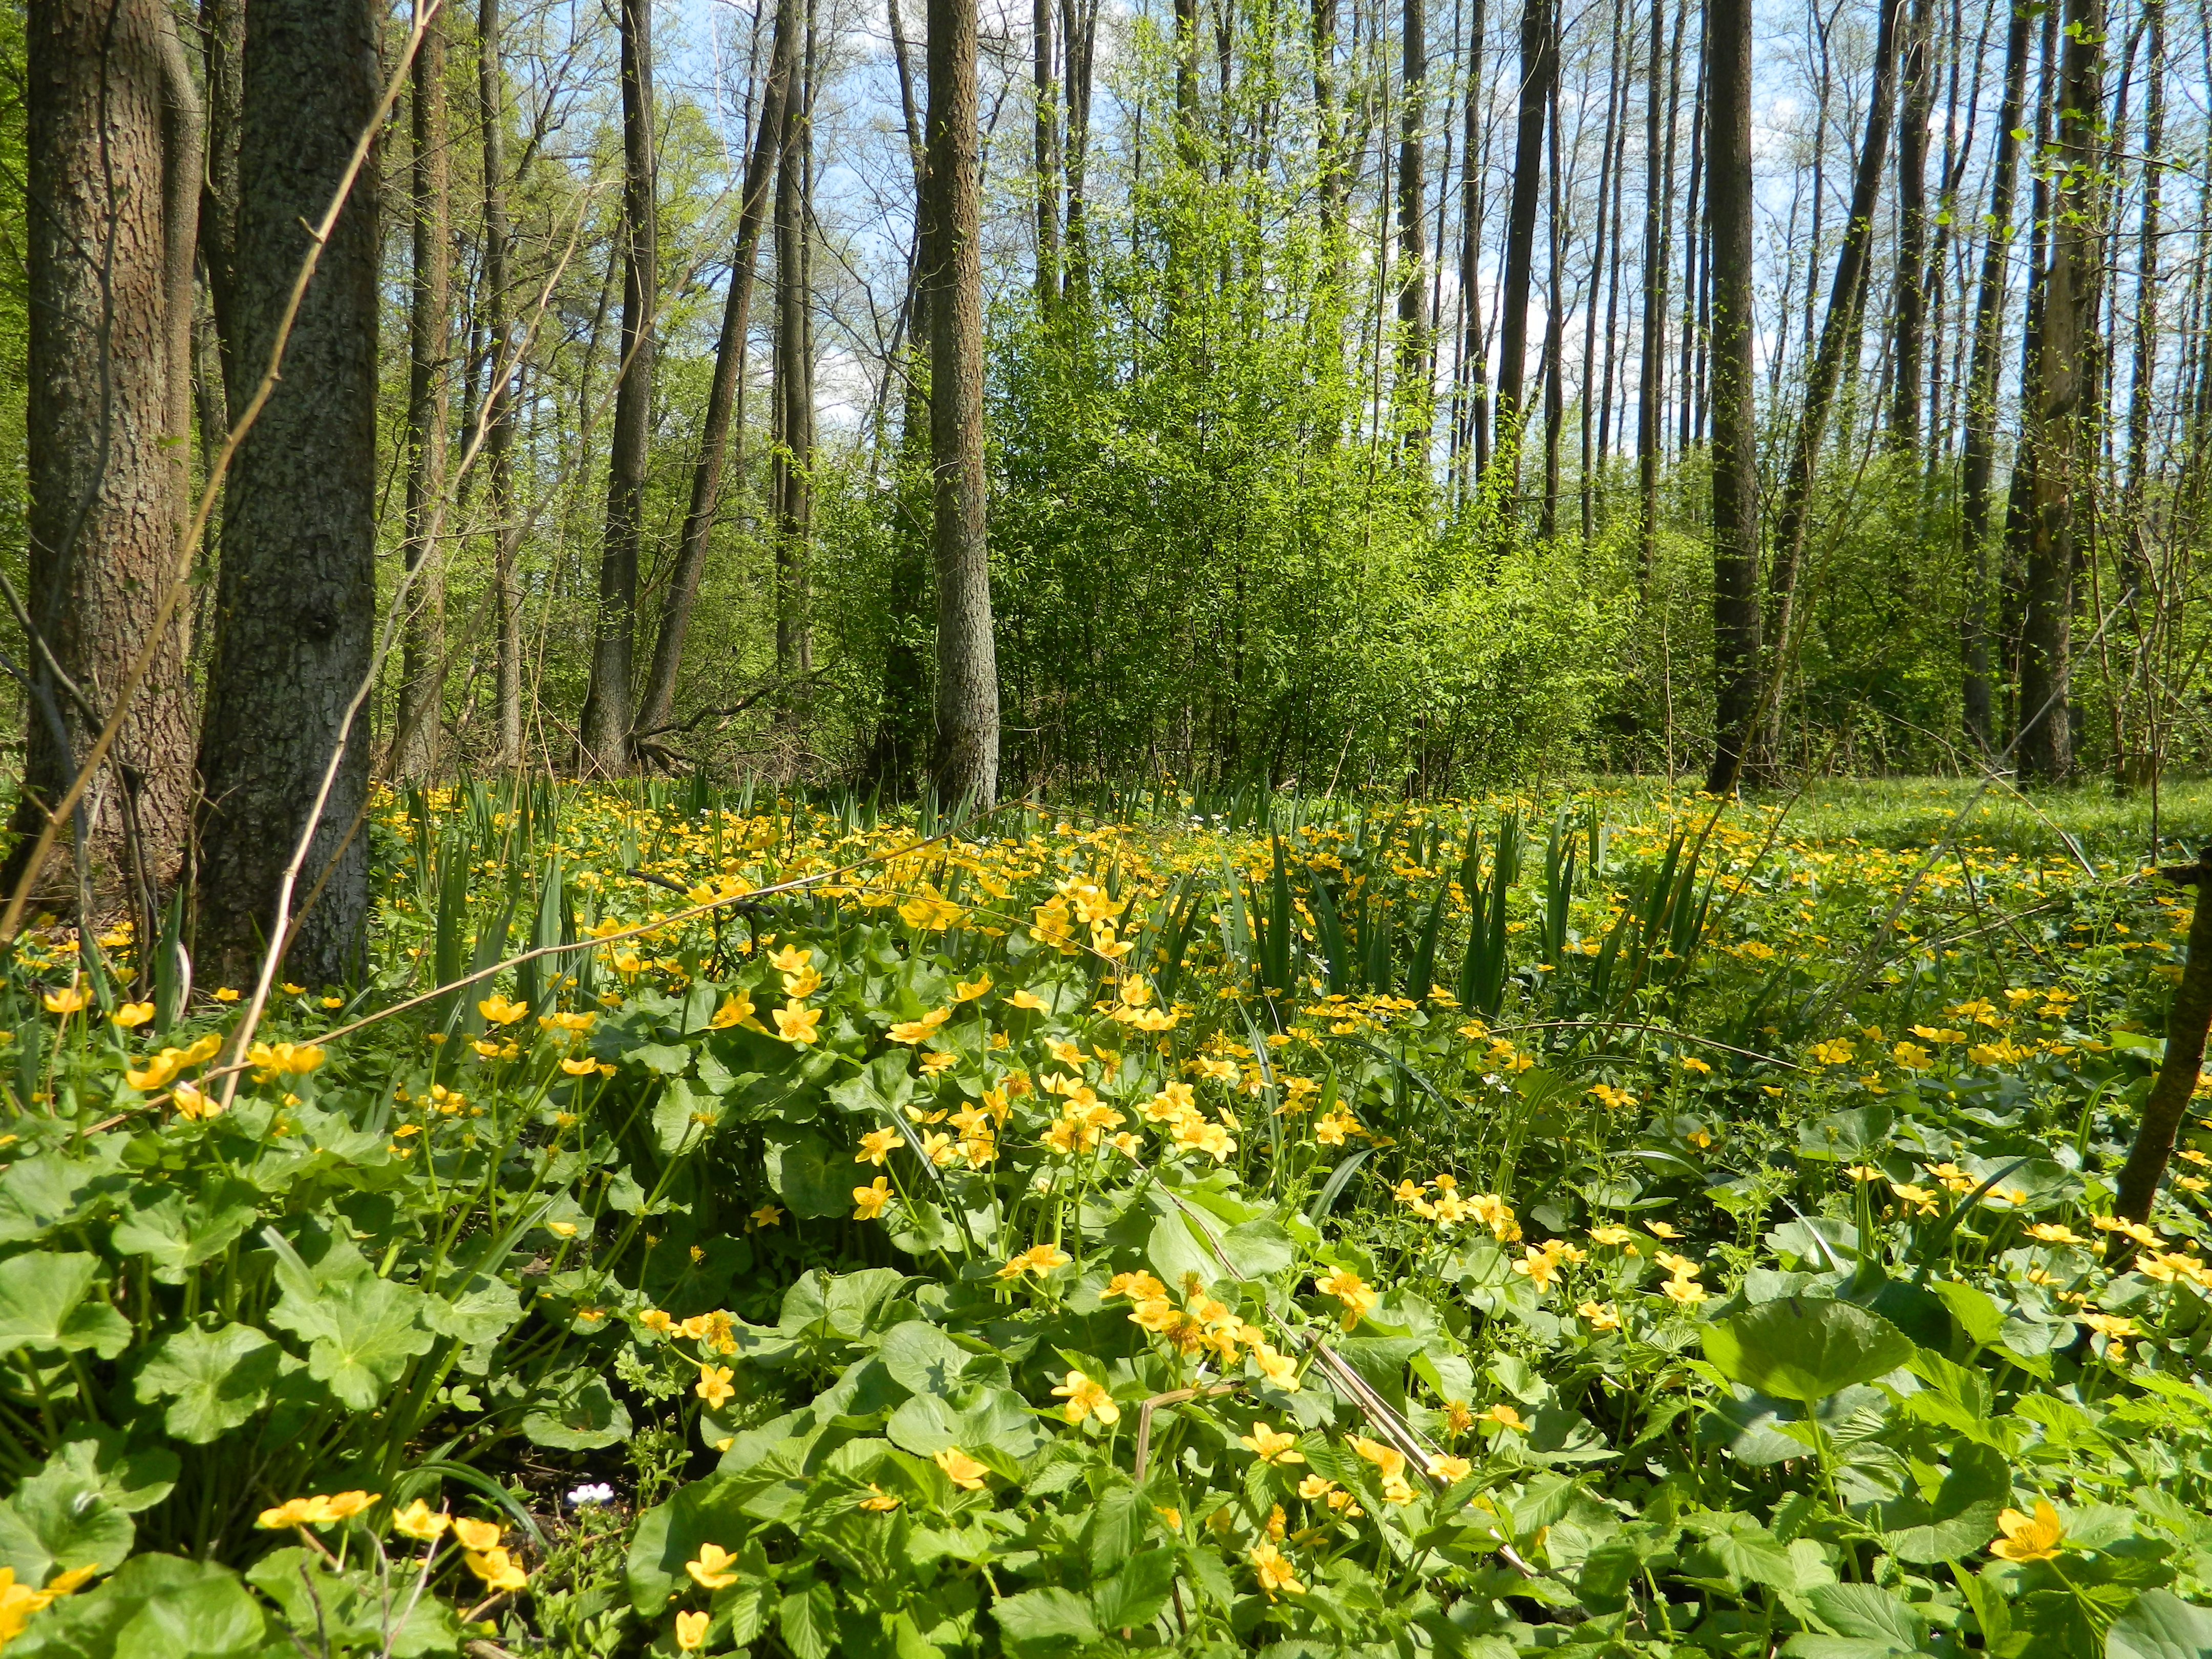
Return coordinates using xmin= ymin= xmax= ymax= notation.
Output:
xmin=18 ymin=0 xmax=195 ymax=908
xmin=926 ymin=0 xmax=1001 ymax=805
xmin=1035 ymin=0 xmax=1061 ymax=310
xmin=1637 ymin=0 xmax=1682 ymax=588
xmin=1452 ymin=0 xmax=1487 ymax=480
xmin=773 ymin=7 xmax=815 ymax=707
xmin=1582 ymin=0 xmax=1625 ymax=543
xmin=1493 ymin=0 xmax=1554 ymax=486
xmin=198 ymin=0 xmax=244 ymax=403
xmin=1960 ymin=0 xmax=2030 ymax=748
xmin=634 ymin=0 xmax=802 ymax=743
xmin=1703 ymin=0 xmax=1759 ymax=794
xmin=1888 ymin=0 xmax=1934 ymax=450
xmin=1395 ymin=0 xmax=1429 ymax=455
xmin=579 ymin=0 xmax=656 ymax=774
xmin=480 ymin=0 xmax=522 ymax=770
xmin=193 ymin=0 xmax=379 ymax=987
xmin=2017 ymin=0 xmax=2102 ymax=783
xmin=395 ymin=4 xmax=450 ymax=781
xmin=2115 ymin=850 xmax=2212 ymax=1223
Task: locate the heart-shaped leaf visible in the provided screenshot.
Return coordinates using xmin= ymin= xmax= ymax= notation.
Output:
xmin=1703 ymin=1299 xmax=1914 ymax=1403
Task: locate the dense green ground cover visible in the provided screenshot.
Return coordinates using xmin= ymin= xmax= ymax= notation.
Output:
xmin=4 ymin=776 xmax=2212 ymax=1658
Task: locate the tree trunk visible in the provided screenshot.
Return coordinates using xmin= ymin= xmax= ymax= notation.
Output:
xmin=1754 ymin=0 xmax=1903 ymax=774
xmin=1395 ymin=0 xmax=1429 ymax=455
xmin=1703 ymin=0 xmax=1759 ymax=794
xmin=18 ymin=0 xmax=194 ymax=910
xmin=395 ymin=4 xmax=450 ymax=781
xmin=634 ymin=0 xmax=802 ymax=744
xmin=198 ymin=0 xmax=244 ymax=403
xmin=774 ymin=9 xmax=815 ymax=709
xmin=579 ymin=0 xmax=656 ymax=774
xmin=1888 ymin=0 xmax=1934 ymax=450
xmin=2121 ymin=0 xmax=2163 ymax=549
xmin=1539 ymin=75 xmax=1565 ymax=537
xmin=1493 ymin=0 xmax=1553 ymax=485
xmin=1582 ymin=0 xmax=1624 ymax=543
xmin=926 ymin=0 xmax=1001 ymax=805
xmin=193 ymin=0 xmax=379 ymax=987
xmin=1960 ymin=0 xmax=2030 ymax=747
xmin=480 ymin=0 xmax=523 ymax=770
xmin=1637 ymin=0 xmax=1682 ymax=587
xmin=2017 ymin=0 xmax=2102 ymax=783
xmin=1452 ymin=0 xmax=1487 ymax=480
xmin=1035 ymin=0 xmax=1061 ymax=311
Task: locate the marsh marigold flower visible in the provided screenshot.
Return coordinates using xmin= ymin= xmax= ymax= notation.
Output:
xmin=1990 ymin=1500 xmax=2064 ymax=1562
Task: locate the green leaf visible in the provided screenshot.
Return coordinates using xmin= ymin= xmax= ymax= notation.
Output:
xmin=1093 ymin=1548 xmax=1179 ymax=1630
xmin=1929 ymin=1279 xmax=2007 ymax=1349
xmin=626 ymin=1477 xmax=754 ymax=1615
xmin=1875 ymin=1441 xmax=2011 ymax=1564
xmin=0 ymin=1460 xmax=136 ymax=1583
xmin=765 ymin=1128 xmax=859 ymax=1220
xmin=1218 ymin=1219 xmax=1295 ymax=1280
xmin=9 ymin=1555 xmax=243 ymax=1659
xmin=879 ymin=1322 xmax=1006 ymax=1397
xmin=110 ymin=1179 xmax=258 ymax=1284
xmin=267 ymin=1270 xmax=434 ymax=1410
xmin=779 ymin=1581 xmax=839 ymax=1659
xmin=992 ymin=1587 xmax=1101 ymax=1651
xmin=0 ymin=1149 xmax=125 ymax=1245
xmin=1703 ymin=1299 xmax=1914 ymax=1402
xmin=522 ymin=1375 xmax=633 ymax=1450
xmin=113 ymin=1569 xmax=267 ymax=1659
xmin=0 ymin=1251 xmax=131 ymax=1358
xmin=134 ymin=1323 xmax=283 ymax=1443
xmin=2108 ymin=1589 xmax=2212 ymax=1659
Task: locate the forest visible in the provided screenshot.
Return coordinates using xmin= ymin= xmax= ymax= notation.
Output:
xmin=12 ymin=0 xmax=2212 ymax=1654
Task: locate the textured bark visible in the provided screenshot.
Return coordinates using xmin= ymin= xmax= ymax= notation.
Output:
xmin=193 ymin=0 xmax=379 ymax=987
xmin=773 ymin=16 xmax=815 ymax=700
xmin=1581 ymin=0 xmax=1624 ymax=543
xmin=480 ymin=0 xmax=522 ymax=769
xmin=18 ymin=0 xmax=193 ymax=918
xmin=157 ymin=7 xmax=199 ymax=550
xmin=1888 ymin=0 xmax=1934 ymax=450
xmin=579 ymin=0 xmax=656 ymax=774
xmin=926 ymin=0 xmax=1001 ymax=806
xmin=1451 ymin=0 xmax=1486 ymax=480
xmin=1394 ymin=0 xmax=1428 ymax=450
xmin=1960 ymin=0 xmax=2030 ymax=747
xmin=2115 ymin=853 xmax=2212 ymax=1223
xmin=395 ymin=5 xmax=450 ymax=781
xmin=2017 ymin=0 xmax=2102 ymax=783
xmin=1703 ymin=0 xmax=1759 ymax=794
xmin=634 ymin=0 xmax=801 ymax=742
xmin=198 ymin=0 xmax=244 ymax=402
xmin=1636 ymin=0 xmax=1681 ymax=587
xmin=1493 ymin=0 xmax=1553 ymax=477
xmin=1034 ymin=0 xmax=1060 ymax=310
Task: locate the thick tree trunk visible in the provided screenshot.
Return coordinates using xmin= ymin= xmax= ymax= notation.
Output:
xmin=579 ymin=0 xmax=656 ymax=774
xmin=2017 ymin=0 xmax=2103 ymax=783
xmin=926 ymin=0 xmax=1001 ymax=805
xmin=1452 ymin=0 xmax=1487 ymax=481
xmin=480 ymin=0 xmax=523 ymax=770
xmin=1755 ymin=0 xmax=1903 ymax=772
xmin=773 ymin=14 xmax=815 ymax=707
xmin=634 ymin=0 xmax=802 ymax=744
xmin=395 ymin=5 xmax=450 ymax=781
xmin=1637 ymin=0 xmax=1681 ymax=588
xmin=193 ymin=0 xmax=379 ymax=987
xmin=1960 ymin=0 xmax=2030 ymax=748
xmin=18 ymin=0 xmax=195 ymax=909
xmin=1703 ymin=0 xmax=1759 ymax=794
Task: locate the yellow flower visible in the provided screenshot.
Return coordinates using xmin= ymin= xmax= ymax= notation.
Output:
xmin=997 ymin=1244 xmax=1071 ymax=1280
xmin=899 ymin=890 xmax=964 ymax=930
xmin=247 ymin=1040 xmax=325 ymax=1079
xmin=1249 ymin=1540 xmax=1305 ymax=1599
xmin=1588 ymin=1224 xmax=1634 ymax=1248
xmin=856 ymin=1128 xmax=900 ymax=1165
xmin=1426 ymin=1454 xmax=1473 ymax=1482
xmin=889 ymin=1008 xmax=952 ymax=1044
xmin=774 ymin=1003 xmax=821 ymax=1045
xmin=560 ymin=1056 xmax=600 ymax=1076
xmin=1577 ymin=1301 xmax=1621 ymax=1331
xmin=709 ymin=990 xmax=755 ymax=1029
xmin=1252 ymin=1344 xmax=1300 ymax=1390
xmin=280 ymin=983 xmax=306 ymax=996
xmin=1644 ymin=1221 xmax=1682 ymax=1240
xmin=934 ymin=1448 xmax=989 ymax=1490
xmin=1007 ymin=989 xmax=1048 ymax=1012
xmin=1315 ymin=1267 xmax=1375 ymax=1329
xmin=478 ymin=995 xmax=528 ymax=1026
xmin=41 ymin=987 xmax=87 ymax=1015
xmin=1990 ymin=1499 xmax=2064 ymax=1562
xmin=465 ymin=1545 xmax=529 ymax=1591
xmin=391 ymin=1499 xmax=450 ymax=1542
xmin=127 ymin=1050 xmax=182 ymax=1092
xmin=954 ymin=974 xmax=992 ymax=1002
xmin=750 ymin=1203 xmax=782 ymax=1228
xmin=1296 ymin=1474 xmax=1337 ymax=1501
xmin=1239 ymin=1422 xmax=1305 ymax=1464
xmin=853 ymin=1177 xmax=893 ymax=1220
xmin=213 ymin=987 xmax=241 ymax=1003
xmin=258 ymin=1491 xmax=380 ymax=1530
xmin=2027 ymin=1223 xmax=2086 ymax=1245
xmin=1478 ymin=1403 xmax=1526 ymax=1432
xmin=1662 ymin=1275 xmax=1707 ymax=1306
xmin=687 ymin=1542 xmax=741 ymax=1589
xmin=860 ymin=1484 xmax=901 ymax=1512
xmin=1052 ymin=1370 xmax=1120 ymax=1425
xmin=696 ymin=1364 xmax=736 ymax=1409
xmin=768 ymin=944 xmax=811 ymax=974
xmin=452 ymin=1516 xmax=503 ymax=1552
xmin=675 ymin=1609 xmax=711 ymax=1652
xmin=1511 ymin=1246 xmax=1559 ymax=1289
xmin=111 ymin=1001 xmax=154 ymax=1029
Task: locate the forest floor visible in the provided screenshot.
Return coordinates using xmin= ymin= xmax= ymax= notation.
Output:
xmin=4 ymin=773 xmax=2211 ymax=1657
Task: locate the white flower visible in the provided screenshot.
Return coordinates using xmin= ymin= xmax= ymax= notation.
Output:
xmin=566 ymin=1482 xmax=615 ymax=1508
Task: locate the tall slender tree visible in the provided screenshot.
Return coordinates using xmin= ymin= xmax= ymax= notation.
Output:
xmin=1396 ymin=0 xmax=1430 ymax=453
xmin=1493 ymin=0 xmax=1554 ymax=485
xmin=774 ymin=6 xmax=816 ymax=703
xmin=1889 ymin=0 xmax=1936 ymax=450
xmin=194 ymin=0 xmax=380 ymax=985
xmin=1704 ymin=0 xmax=1759 ymax=792
xmin=480 ymin=0 xmax=523 ymax=769
xmin=579 ymin=0 xmax=657 ymax=774
xmin=395 ymin=4 xmax=450 ymax=781
xmin=927 ymin=0 xmax=1001 ymax=803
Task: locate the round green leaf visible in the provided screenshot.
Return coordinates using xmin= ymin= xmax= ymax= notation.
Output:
xmin=1703 ymin=1299 xmax=1915 ymax=1403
